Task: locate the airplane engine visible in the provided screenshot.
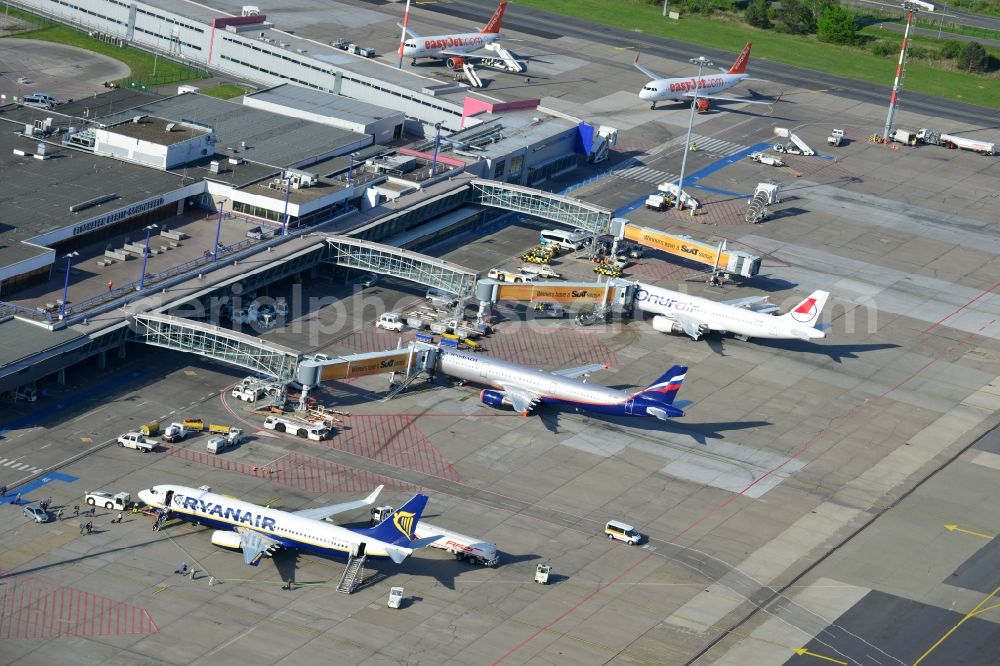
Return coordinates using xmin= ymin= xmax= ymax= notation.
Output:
xmin=211 ymin=530 xmax=243 ymax=551
xmin=652 ymin=316 xmax=685 ymax=335
xmin=447 ymin=56 xmax=465 ymax=70
xmin=480 ymin=389 xmax=509 ymax=409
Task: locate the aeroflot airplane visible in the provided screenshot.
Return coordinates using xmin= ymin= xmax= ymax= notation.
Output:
xmin=400 ymin=2 xmax=509 ymax=69
xmin=137 ymin=484 xmax=441 ymax=566
xmin=634 ymin=282 xmax=830 ymax=342
xmin=437 ymin=347 xmax=688 ymax=421
xmin=634 ymin=42 xmax=771 ymax=110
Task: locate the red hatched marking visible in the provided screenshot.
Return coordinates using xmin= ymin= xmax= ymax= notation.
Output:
xmin=328 ymin=414 xmax=464 ymax=484
xmin=329 ymin=327 xmax=416 ymax=354
xmin=164 ymin=445 xmax=418 ymax=493
xmin=0 ymin=573 xmax=157 ymax=640
xmin=487 ymin=325 xmax=619 ymax=369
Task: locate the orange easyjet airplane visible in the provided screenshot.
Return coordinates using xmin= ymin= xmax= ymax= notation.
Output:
xmin=634 ymin=42 xmax=772 ymax=110
xmin=400 ymin=2 xmax=510 ymax=69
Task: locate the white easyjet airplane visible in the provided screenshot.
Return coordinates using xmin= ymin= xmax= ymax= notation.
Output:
xmin=634 ymin=42 xmax=772 ymax=110
xmin=634 ymin=282 xmax=830 ymax=342
xmin=400 ymin=2 xmax=510 ymax=69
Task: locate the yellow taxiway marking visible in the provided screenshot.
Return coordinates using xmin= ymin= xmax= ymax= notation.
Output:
xmin=793 ymin=648 xmax=847 ymax=664
xmin=913 ymin=584 xmax=1000 ymax=665
xmin=184 ymin=370 xmax=197 ymax=376
xmin=80 ymin=437 xmax=92 ymax=443
xmin=944 ymin=523 xmax=994 ymax=540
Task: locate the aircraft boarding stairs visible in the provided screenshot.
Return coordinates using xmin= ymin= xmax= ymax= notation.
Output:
xmin=483 ymin=43 xmax=524 ymax=72
xmin=337 ymin=553 xmax=367 ymax=594
xmin=462 ymin=63 xmax=483 ymax=88
xmin=382 ymin=367 xmax=429 ymax=401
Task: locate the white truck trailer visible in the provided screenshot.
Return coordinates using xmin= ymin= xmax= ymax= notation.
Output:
xmin=371 ymin=506 xmax=499 ymax=566
xmin=916 ymin=128 xmax=995 ymax=156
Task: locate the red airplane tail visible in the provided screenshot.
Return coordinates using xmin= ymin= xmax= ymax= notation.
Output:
xmin=727 ymin=42 xmax=752 ymax=75
xmin=481 ymin=2 xmax=508 ymax=34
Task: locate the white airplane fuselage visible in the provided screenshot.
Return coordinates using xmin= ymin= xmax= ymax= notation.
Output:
xmin=137 ymin=484 xmax=409 ymax=561
xmin=437 ymin=348 xmax=686 ymax=419
xmin=402 ymin=31 xmax=498 ymax=61
xmin=634 ymin=283 xmax=826 ymax=341
xmin=639 ymin=72 xmax=748 ymax=104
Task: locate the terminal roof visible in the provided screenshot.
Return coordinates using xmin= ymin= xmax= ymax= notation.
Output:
xmin=246 ymin=83 xmax=400 ymax=124
xmin=0 ymin=109 xmax=186 ymax=268
xmin=98 ymin=93 xmax=371 ymax=168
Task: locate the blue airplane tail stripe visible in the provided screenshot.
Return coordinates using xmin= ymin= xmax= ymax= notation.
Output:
xmin=359 ymin=494 xmax=429 ymax=545
xmin=636 ymin=365 xmax=687 ymax=404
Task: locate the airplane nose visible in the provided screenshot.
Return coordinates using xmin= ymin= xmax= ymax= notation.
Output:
xmin=137 ymin=489 xmax=156 ymax=506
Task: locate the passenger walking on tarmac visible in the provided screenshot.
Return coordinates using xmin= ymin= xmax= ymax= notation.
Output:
xmin=56 ymin=508 xmax=64 ymax=521
xmin=0 ymin=484 xmax=7 ymax=497
xmin=73 ymin=505 xmax=79 ymax=518
xmin=79 ymin=522 xmax=86 ymax=535
xmin=177 ymin=562 xmax=187 ymax=575
xmin=14 ymin=493 xmax=21 ymax=505
xmin=115 ymin=512 xmax=123 ymax=524
xmin=85 ymin=521 xmax=93 ymax=534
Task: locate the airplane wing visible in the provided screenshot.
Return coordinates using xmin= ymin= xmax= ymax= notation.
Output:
xmin=437 ymin=47 xmax=493 ymax=58
xmin=633 ymin=55 xmax=663 ymax=81
xmin=292 ymin=485 xmax=383 ymax=522
xmin=397 ymin=23 xmax=421 ymax=38
xmin=666 ymin=312 xmax=709 ymax=339
xmin=682 ymin=92 xmax=774 ymax=105
xmin=551 ymin=363 xmax=607 ymax=379
xmin=498 ymin=383 xmax=540 ymax=414
xmin=236 ymin=527 xmax=281 ymax=566
xmin=721 ymin=295 xmax=769 ymax=309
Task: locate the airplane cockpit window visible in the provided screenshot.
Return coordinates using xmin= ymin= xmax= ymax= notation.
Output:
xmin=405 ymin=41 xmax=416 ymax=48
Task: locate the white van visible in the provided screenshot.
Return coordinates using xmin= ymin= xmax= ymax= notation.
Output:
xmin=23 ymin=93 xmax=58 ymax=109
xmin=539 ymin=229 xmax=589 ymax=251
xmin=604 ymin=520 xmax=641 ymax=545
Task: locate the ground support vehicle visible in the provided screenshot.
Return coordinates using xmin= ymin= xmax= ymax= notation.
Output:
xmin=118 ymin=432 xmax=154 ymax=452
xmin=371 ymin=506 xmax=499 ymax=566
xmin=262 ymin=415 xmax=330 ymax=440
xmin=85 ymin=491 xmax=131 ymax=510
xmin=917 ymin=128 xmax=995 ymax=155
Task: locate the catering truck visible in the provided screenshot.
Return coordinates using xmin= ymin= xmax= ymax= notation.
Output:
xmin=917 ymin=128 xmax=995 ymax=156
xmin=371 ymin=506 xmax=499 ymax=566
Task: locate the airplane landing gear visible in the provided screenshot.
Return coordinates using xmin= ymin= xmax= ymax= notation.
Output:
xmin=650 ymin=102 xmax=656 ymax=110
xmin=411 ymin=58 xmax=416 ymax=66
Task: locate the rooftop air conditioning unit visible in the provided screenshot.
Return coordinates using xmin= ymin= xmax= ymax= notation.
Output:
xmin=165 ymin=123 xmax=176 ymax=132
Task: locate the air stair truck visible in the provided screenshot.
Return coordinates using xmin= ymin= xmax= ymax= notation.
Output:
xmin=371 ymin=506 xmax=499 ymax=566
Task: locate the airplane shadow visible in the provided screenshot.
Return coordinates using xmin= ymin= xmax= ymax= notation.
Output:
xmin=749 ymin=339 xmax=900 ymax=363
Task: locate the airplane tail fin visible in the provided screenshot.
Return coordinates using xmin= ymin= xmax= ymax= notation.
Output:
xmin=361 ymin=494 xmax=429 ymax=545
xmin=481 ymin=2 xmax=508 ymax=34
xmin=780 ymin=290 xmax=829 ymax=328
xmin=727 ymin=42 xmax=752 ymax=75
xmin=634 ymin=365 xmax=688 ymax=404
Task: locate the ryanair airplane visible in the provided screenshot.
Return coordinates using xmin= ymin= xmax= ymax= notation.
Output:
xmin=138 ymin=484 xmax=441 ymax=566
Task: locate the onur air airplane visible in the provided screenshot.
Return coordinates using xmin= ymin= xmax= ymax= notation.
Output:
xmin=437 ymin=347 xmax=689 ymax=421
xmin=137 ymin=484 xmax=441 ymax=566
xmin=634 ymin=42 xmax=770 ymax=110
xmin=634 ymin=282 xmax=830 ymax=342
xmin=400 ymin=1 xmax=509 ymax=69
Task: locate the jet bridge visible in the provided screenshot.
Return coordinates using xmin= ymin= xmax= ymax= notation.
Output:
xmin=130 ymin=314 xmax=301 ymax=381
xmin=614 ymin=219 xmax=761 ymax=279
xmin=323 ymin=236 xmax=478 ymax=298
xmin=469 ymin=180 xmax=613 ymax=235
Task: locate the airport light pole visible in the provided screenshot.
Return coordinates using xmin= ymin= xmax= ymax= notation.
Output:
xmin=883 ymin=1 xmax=921 ymax=141
xmin=431 ymin=122 xmax=443 ymax=177
xmin=212 ymin=198 xmax=228 ymax=262
xmin=59 ymin=251 xmax=79 ymax=319
xmin=138 ymin=224 xmax=158 ymax=291
xmin=280 ymin=176 xmax=291 ymax=236
xmin=675 ymin=56 xmax=712 ymax=210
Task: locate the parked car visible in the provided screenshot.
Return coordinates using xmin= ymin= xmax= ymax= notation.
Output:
xmin=23 ymin=502 xmax=49 ymax=523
